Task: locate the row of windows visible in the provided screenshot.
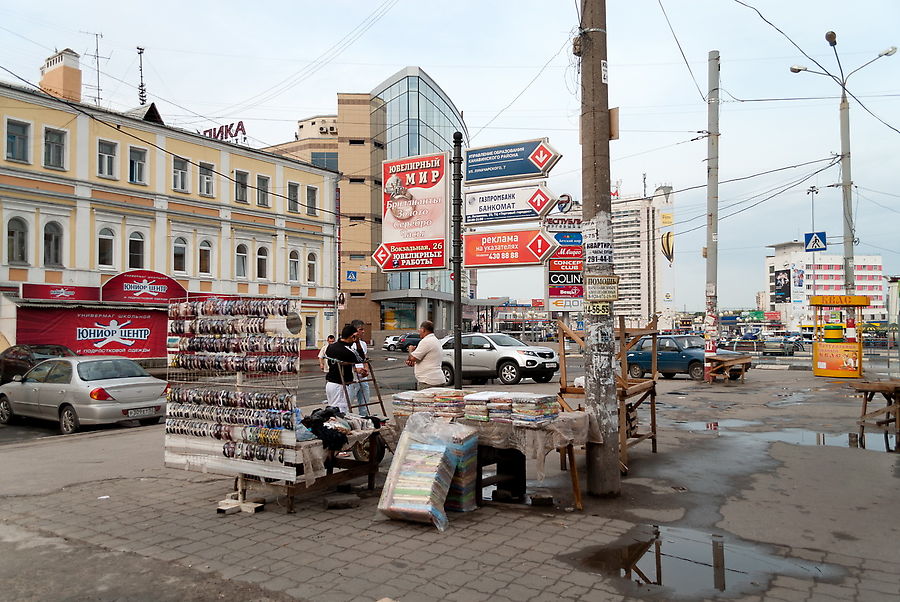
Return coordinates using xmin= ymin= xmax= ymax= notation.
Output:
xmin=6 ymin=217 xmax=320 ymax=283
xmin=5 ymin=119 xmax=319 ymax=215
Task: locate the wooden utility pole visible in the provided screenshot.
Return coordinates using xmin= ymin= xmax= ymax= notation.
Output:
xmin=579 ymin=0 xmax=620 ymax=496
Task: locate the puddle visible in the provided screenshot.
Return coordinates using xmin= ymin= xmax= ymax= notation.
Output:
xmin=675 ymin=422 xmax=897 ymax=452
xmin=559 ymin=524 xmax=843 ymax=599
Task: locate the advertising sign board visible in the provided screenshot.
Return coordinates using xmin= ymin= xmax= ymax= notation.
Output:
xmin=374 ymin=152 xmax=450 ymax=271
xmin=463 ymin=183 xmax=555 ymax=225
xmin=584 ymin=275 xmax=619 ymax=302
xmin=464 ymin=138 xmax=561 ymax=185
xmin=554 ymin=232 xmax=583 ymax=246
xmin=550 ymin=245 xmax=583 ymax=259
xmin=549 ymin=285 xmax=584 ymax=298
xmin=773 ymin=269 xmax=791 ymax=303
xmin=101 ymin=270 xmax=187 ymax=304
xmin=463 ymin=229 xmax=556 ymax=268
xmin=548 ymin=298 xmax=583 ymax=312
xmin=21 ymin=283 xmax=99 ymax=301
xmin=543 ymin=213 xmax=582 ymax=232
xmin=548 ymin=258 xmax=584 ymax=272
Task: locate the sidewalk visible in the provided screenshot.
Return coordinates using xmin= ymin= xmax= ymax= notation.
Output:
xmin=0 ymin=370 xmax=897 ymax=600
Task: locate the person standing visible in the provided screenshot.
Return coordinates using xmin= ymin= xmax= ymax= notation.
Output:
xmin=349 ymin=319 xmax=370 ymax=416
xmin=406 ymin=320 xmax=446 ymax=390
xmin=318 ymin=334 xmax=335 ymax=372
xmin=324 ymin=325 xmax=360 ymax=413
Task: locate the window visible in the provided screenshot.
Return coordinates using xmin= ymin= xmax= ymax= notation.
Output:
xmin=128 ymin=232 xmax=144 ymax=269
xmin=98 ymin=228 xmax=115 ymax=267
xmin=306 ymin=252 xmax=317 ymax=283
xmin=172 ymin=157 xmax=188 ymax=192
xmin=306 ymin=186 xmax=318 ymax=216
xmin=257 ymin=175 xmax=270 ymax=207
xmin=289 ymin=250 xmax=300 ymax=281
xmin=310 ymin=151 xmax=338 ymax=171
xmin=173 ymin=237 xmax=187 ymax=272
xmin=199 ymin=162 xmax=214 ymax=196
xmin=98 ymin=140 xmax=116 ymax=177
xmin=349 ymin=254 xmax=366 ymax=261
xmin=43 ymin=128 xmax=65 ymax=169
xmin=287 ymin=183 xmax=300 ymax=212
xmin=199 ymin=240 xmax=212 ymax=275
xmin=129 ymin=148 xmax=147 ymax=184
xmin=43 ymin=222 xmax=63 ymax=267
xmin=7 ymin=217 xmax=28 ymax=264
xmin=257 ymin=247 xmax=268 ymax=279
xmin=235 ymin=244 xmax=248 ymax=278
xmin=6 ymin=120 xmax=29 ymax=162
xmin=234 ymin=171 xmax=248 ymax=202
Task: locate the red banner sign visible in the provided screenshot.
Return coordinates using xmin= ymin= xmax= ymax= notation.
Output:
xmin=548 ymin=258 xmax=584 ymax=272
xmin=20 ymin=283 xmax=100 ymax=301
xmin=463 ymin=229 xmax=556 ymax=268
xmin=549 ymin=285 xmax=584 ymax=298
xmin=16 ymin=307 xmax=167 ymax=358
xmin=551 ymin=246 xmax=583 ymax=259
xmin=101 ymin=270 xmax=186 ymax=304
xmin=532 ymin=298 xmax=545 ymax=308
xmin=764 ymin=311 xmax=781 ymax=321
xmin=373 ymin=240 xmax=446 ymax=271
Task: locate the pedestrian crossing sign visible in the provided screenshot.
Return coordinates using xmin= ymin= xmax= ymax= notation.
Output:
xmin=804 ymin=232 xmax=827 ymax=252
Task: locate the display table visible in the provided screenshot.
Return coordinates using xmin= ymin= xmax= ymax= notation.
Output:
xmin=706 ymin=354 xmax=752 ymax=383
xmin=853 ymin=380 xmax=900 ymax=447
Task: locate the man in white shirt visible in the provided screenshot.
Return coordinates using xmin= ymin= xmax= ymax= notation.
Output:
xmin=406 ymin=320 xmax=446 ymax=389
xmin=318 ymin=335 xmax=335 ymax=372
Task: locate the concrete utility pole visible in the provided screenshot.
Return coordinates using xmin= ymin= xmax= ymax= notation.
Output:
xmin=578 ymin=0 xmax=619 ymax=496
xmin=837 ymin=84 xmax=855 ymax=295
xmin=704 ymin=51 xmax=720 ymax=380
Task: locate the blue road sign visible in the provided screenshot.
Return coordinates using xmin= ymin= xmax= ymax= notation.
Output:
xmin=554 ymin=232 xmax=583 ymax=246
xmin=346 ymin=270 xmax=357 ymax=282
xmin=464 ymin=138 xmax=561 ymax=185
xmin=804 ymin=232 xmax=827 ymax=252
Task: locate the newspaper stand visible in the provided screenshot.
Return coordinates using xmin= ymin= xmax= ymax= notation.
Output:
xmin=810 ymin=295 xmax=869 ymax=378
xmin=556 ymin=317 xmax=658 ymax=474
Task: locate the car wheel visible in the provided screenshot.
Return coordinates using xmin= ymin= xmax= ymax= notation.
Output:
xmin=388 ymin=344 xmax=396 ymax=351
xmin=0 ymin=396 xmax=14 ymax=425
xmin=498 ymin=361 xmax=522 ymax=385
xmin=441 ymin=364 xmax=454 ymax=385
xmin=627 ymin=363 xmax=644 ymax=379
xmin=139 ymin=416 xmax=162 ymax=426
xmin=688 ymin=362 xmax=704 ymax=381
xmin=532 ymin=373 xmax=553 ymax=383
xmin=662 ymin=373 xmax=676 ymax=379
xmin=59 ymin=405 xmax=80 ymax=435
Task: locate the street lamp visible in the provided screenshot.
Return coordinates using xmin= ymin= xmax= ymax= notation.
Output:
xmin=790 ymin=32 xmax=896 ymax=295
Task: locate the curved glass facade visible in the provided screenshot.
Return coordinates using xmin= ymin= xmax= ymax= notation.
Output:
xmin=372 ymin=67 xmax=469 ymax=294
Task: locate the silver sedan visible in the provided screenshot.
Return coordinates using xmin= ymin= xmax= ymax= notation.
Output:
xmin=0 ymin=356 xmax=167 ymax=434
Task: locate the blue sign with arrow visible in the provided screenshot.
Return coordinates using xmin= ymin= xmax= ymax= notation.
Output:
xmin=804 ymin=232 xmax=827 ymax=252
xmin=464 ymin=138 xmax=561 ymax=185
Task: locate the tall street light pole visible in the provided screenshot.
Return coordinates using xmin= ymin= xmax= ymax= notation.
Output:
xmin=790 ymin=34 xmax=896 ymax=296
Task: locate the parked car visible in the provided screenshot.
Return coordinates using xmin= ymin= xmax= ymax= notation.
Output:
xmin=626 ymin=334 xmax=752 ymax=381
xmin=0 ymin=344 xmax=77 ymax=385
xmin=397 ymin=333 xmax=421 ymax=352
xmin=440 ymin=333 xmax=559 ymax=385
xmin=0 ymin=356 xmax=168 ymax=434
xmin=382 ymin=335 xmax=402 ymax=351
xmin=762 ymin=337 xmax=795 ymax=356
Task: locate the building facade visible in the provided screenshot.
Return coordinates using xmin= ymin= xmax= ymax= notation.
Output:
xmin=765 ymin=241 xmax=887 ymax=329
xmin=610 ymin=185 xmax=676 ymax=329
xmin=1 ymin=50 xmax=339 ymax=357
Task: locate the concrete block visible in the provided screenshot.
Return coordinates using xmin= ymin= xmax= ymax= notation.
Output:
xmin=530 ymin=493 xmax=555 ymax=507
xmin=216 ymin=500 xmax=241 ymax=515
xmin=324 ymin=494 xmax=361 ymax=509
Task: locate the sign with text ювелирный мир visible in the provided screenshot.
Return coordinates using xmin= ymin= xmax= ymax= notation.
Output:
xmin=463 ymin=182 xmax=556 ymax=225
xmin=464 ymin=138 xmax=561 ymax=185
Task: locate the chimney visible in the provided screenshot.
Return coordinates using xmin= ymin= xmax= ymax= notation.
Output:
xmin=39 ymin=48 xmax=82 ymax=103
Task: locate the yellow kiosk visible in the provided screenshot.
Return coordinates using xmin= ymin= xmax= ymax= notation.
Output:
xmin=811 ymin=295 xmax=869 ymax=378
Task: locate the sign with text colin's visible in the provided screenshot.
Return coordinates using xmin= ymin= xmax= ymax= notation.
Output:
xmin=464 ymin=138 xmax=561 ymax=185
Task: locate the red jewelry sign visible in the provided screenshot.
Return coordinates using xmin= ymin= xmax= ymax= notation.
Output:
xmin=463 ymin=229 xmax=556 ymax=268
xmin=16 ymin=307 xmax=167 ymax=358
xmin=101 ymin=270 xmax=187 ymax=304
xmin=20 ymin=283 xmax=100 ymax=301
xmin=376 ymin=152 xmax=450 ymax=271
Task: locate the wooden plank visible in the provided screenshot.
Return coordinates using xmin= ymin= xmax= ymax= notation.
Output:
xmin=624 ymin=379 xmax=655 ymax=398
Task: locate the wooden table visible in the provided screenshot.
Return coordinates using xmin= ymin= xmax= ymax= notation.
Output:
xmin=706 ymin=354 xmax=752 ymax=383
xmin=853 ymin=381 xmax=900 ymax=447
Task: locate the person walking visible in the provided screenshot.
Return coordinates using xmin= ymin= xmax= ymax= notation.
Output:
xmin=406 ymin=320 xmax=446 ymax=390
xmin=318 ymin=334 xmax=335 ymax=372
xmin=324 ymin=325 xmax=360 ymax=413
xmin=349 ymin=319 xmax=370 ymax=416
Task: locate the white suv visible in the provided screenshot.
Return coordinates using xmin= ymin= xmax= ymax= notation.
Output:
xmin=440 ymin=333 xmax=559 ymax=385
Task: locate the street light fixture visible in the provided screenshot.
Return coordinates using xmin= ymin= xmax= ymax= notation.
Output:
xmin=789 ymin=33 xmax=896 ymax=296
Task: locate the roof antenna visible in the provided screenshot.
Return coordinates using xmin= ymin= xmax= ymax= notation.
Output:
xmin=137 ymin=47 xmax=147 ymax=105
xmin=79 ymin=31 xmax=108 ymax=106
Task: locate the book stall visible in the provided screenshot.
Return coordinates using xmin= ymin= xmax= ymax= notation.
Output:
xmin=163 ymin=297 xmax=382 ymax=513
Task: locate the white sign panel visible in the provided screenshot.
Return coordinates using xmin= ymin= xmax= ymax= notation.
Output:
xmin=543 ymin=213 xmax=583 ymax=233
xmin=548 ymin=297 xmax=583 ymax=313
xmin=464 ymin=183 xmax=556 ymax=225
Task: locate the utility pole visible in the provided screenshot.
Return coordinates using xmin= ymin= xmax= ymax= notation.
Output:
xmin=837 ymin=86 xmax=855 ymax=294
xmin=578 ymin=0 xmax=619 ymax=496
xmin=703 ymin=50 xmax=720 ymax=381
xmin=451 ymin=132 xmax=463 ymax=389
xmin=807 ymin=186 xmax=819 ymax=311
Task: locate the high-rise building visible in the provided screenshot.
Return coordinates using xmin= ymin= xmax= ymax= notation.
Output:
xmin=610 ymin=185 xmax=676 ymax=329
xmin=765 ymin=241 xmax=887 ymax=328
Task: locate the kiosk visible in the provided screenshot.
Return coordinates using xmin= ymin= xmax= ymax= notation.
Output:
xmin=810 ymin=295 xmax=869 ymax=378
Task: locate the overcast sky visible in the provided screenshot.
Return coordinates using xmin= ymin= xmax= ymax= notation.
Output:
xmin=2 ymin=1 xmax=898 ymax=310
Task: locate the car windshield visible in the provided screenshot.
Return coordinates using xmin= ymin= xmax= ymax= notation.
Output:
xmin=31 ymin=346 xmax=76 ymax=359
xmin=77 ymin=359 xmax=150 ymax=381
xmin=677 ymin=336 xmax=705 ymax=349
xmin=487 ymin=334 xmax=526 ymax=347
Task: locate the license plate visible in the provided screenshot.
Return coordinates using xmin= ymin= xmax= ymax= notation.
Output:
xmin=127 ymin=407 xmax=154 ymax=418
xmin=545 ymin=362 xmax=558 ymax=369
